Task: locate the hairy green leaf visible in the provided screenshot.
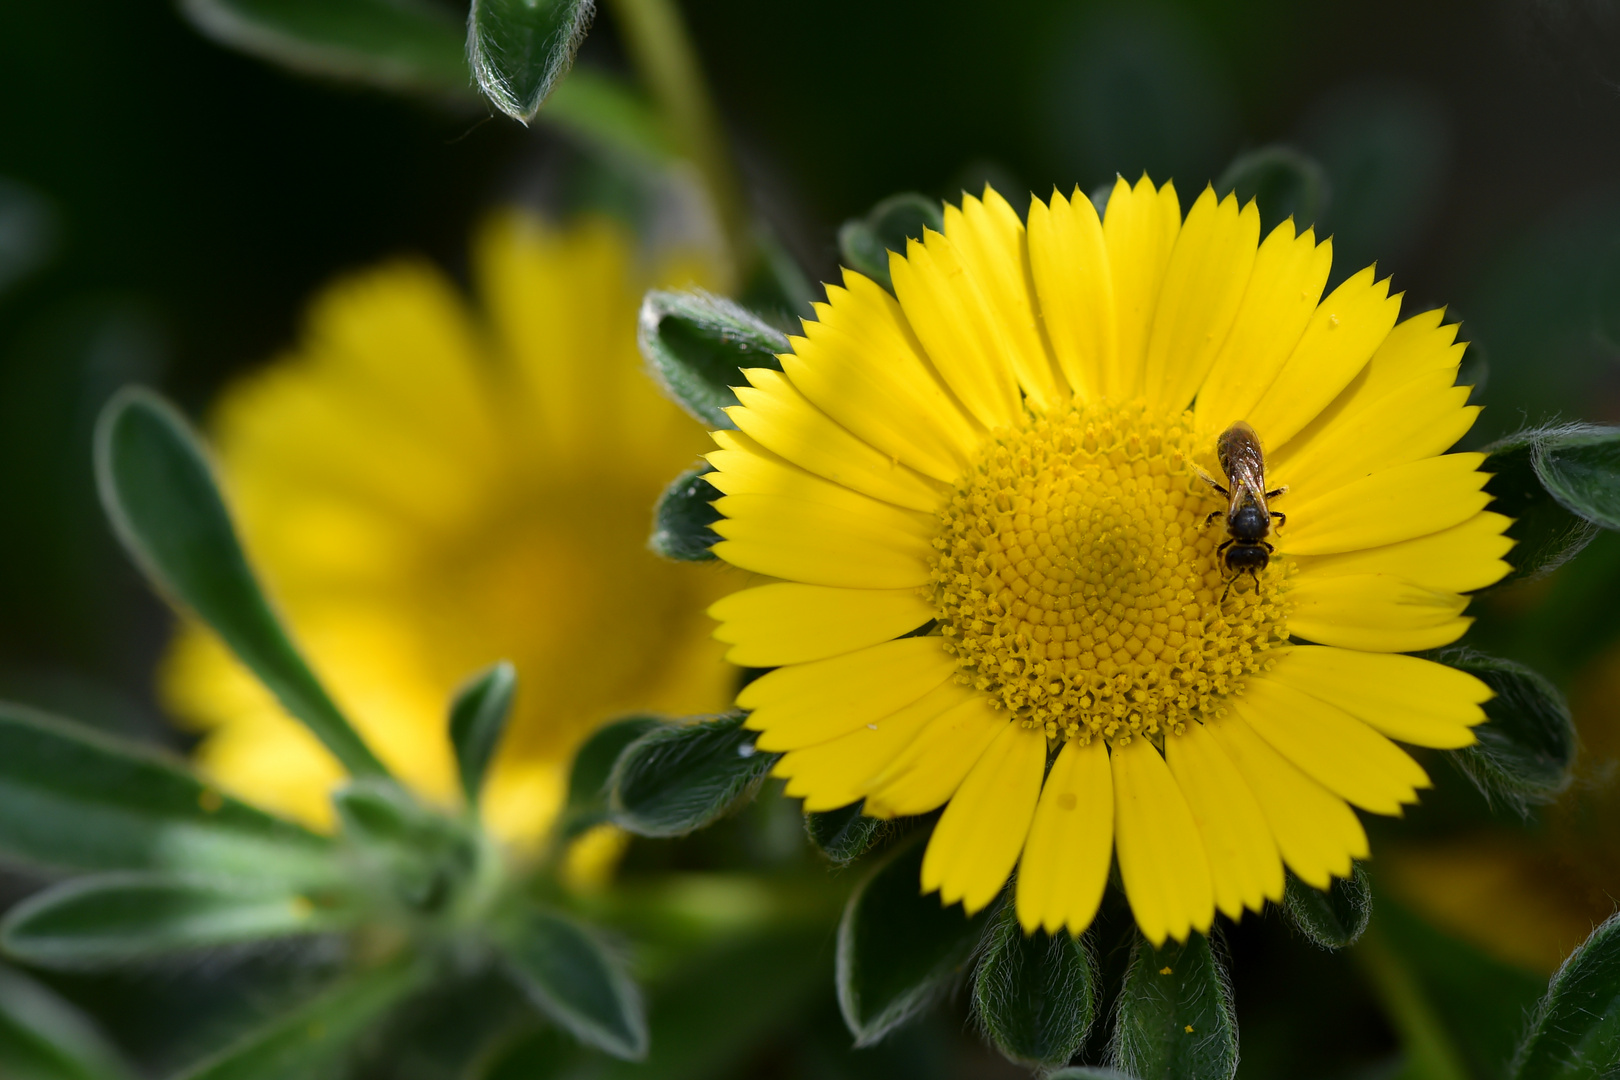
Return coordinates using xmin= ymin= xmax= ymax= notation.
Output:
xmin=468 ymin=0 xmax=594 ymax=123
xmin=649 ymin=466 xmax=720 ymax=562
xmin=449 ymin=661 xmax=517 ymax=808
xmin=1511 ymin=912 xmax=1620 ymax=1080
xmin=1216 ymin=144 xmax=1330 ymax=233
xmin=1442 ymin=652 xmax=1576 ymax=813
xmin=1283 ymin=863 xmax=1371 ymax=949
xmin=1 ymin=874 xmax=359 ymax=966
xmin=95 ymin=388 xmax=387 ymax=779
xmin=805 ymin=802 xmax=889 ymax=866
xmin=332 ymin=780 xmax=479 ymax=915
xmin=971 ymin=901 xmax=1095 ymax=1068
xmin=0 ymin=703 xmax=335 ymax=880
xmin=173 ymin=954 xmax=426 ymax=1080
xmin=500 ymin=908 xmax=646 ymax=1060
xmin=1047 ymin=1071 xmax=1140 ymax=1080
xmin=836 ymin=837 xmax=991 ymax=1046
xmin=0 ymin=964 xmax=133 ymax=1080
xmin=609 ymin=713 xmax=779 ymax=838
xmin=837 ymin=193 xmax=944 ymax=291
xmin=1112 ymin=932 xmax=1237 ymax=1080
xmin=561 ymin=715 xmax=662 ymax=840
xmin=1484 ymin=425 xmax=1620 ymax=581
xmin=637 ymin=290 xmax=787 ymax=428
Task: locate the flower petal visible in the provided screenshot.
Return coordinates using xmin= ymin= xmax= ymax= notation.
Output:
xmin=1289 ymin=511 xmax=1514 ymax=594
xmin=1111 ymin=735 xmax=1214 ymax=945
xmin=946 ymin=188 xmax=1066 ymax=411
xmin=1246 ymin=266 xmax=1402 ymax=449
xmin=1102 ymin=175 xmax=1181 ymax=401
xmin=863 ymin=694 xmax=1004 ymax=818
xmin=710 ymin=491 xmax=933 ymax=589
xmin=922 ymin=720 xmax=1047 ymax=915
xmin=1264 ymin=646 xmax=1488 ymax=749
xmin=1143 ymin=187 xmax=1261 ymax=414
xmin=710 ymin=583 xmax=936 ymax=667
xmin=1205 ymin=713 xmax=1368 ymax=890
xmin=1236 ymin=677 xmax=1430 ymax=815
xmin=1016 ymin=737 xmax=1113 ymax=934
xmin=1277 ymin=454 xmax=1491 ymax=556
xmin=740 ymin=637 xmax=958 ymax=751
xmin=1027 ymin=187 xmax=1116 ymax=401
xmin=785 ymin=271 xmax=982 ymax=481
xmin=1287 ymin=573 xmax=1471 ymax=652
xmin=1193 ymin=221 xmax=1332 ymax=434
xmin=891 ymin=230 xmax=1022 ymax=429
xmin=1165 ymin=721 xmax=1283 ymax=920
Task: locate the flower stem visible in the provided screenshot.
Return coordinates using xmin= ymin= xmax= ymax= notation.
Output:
xmin=604 ymin=0 xmax=751 ymax=286
xmin=1354 ymin=925 xmax=1472 ymax=1080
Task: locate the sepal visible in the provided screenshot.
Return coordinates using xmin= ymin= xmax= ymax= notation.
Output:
xmin=836 ymin=193 xmax=944 ymax=292
xmin=637 ymin=289 xmax=787 ymax=429
xmin=609 ymin=712 xmax=779 ymax=838
xmin=970 ymin=900 xmax=1096 ymax=1068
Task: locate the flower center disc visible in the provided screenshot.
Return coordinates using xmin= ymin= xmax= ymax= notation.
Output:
xmin=930 ymin=401 xmax=1292 ymax=746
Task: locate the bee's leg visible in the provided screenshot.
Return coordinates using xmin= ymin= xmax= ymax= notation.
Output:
xmin=1204 ymin=509 xmax=1225 ymax=528
xmin=1265 ymin=485 xmax=1288 ymax=499
xmin=1221 ymin=576 xmax=1236 ymax=604
xmin=1216 ymin=539 xmax=1234 ymax=555
xmin=1261 ymin=541 xmax=1273 ymax=552
xmin=1269 ymin=510 xmax=1287 ymax=526
xmin=1246 ymin=566 xmax=1263 ymax=593
xmin=1196 ymin=467 xmax=1229 ymax=496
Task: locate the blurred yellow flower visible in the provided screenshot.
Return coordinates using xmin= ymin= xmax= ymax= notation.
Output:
xmin=161 ymin=211 xmax=740 ymax=844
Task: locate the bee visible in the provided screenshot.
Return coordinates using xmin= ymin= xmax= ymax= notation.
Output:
xmin=1201 ymin=421 xmax=1287 ymax=598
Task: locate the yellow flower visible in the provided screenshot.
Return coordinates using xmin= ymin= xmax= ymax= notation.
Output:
xmin=706 ymin=177 xmax=1513 ymax=944
xmin=162 ymin=212 xmax=740 ymax=843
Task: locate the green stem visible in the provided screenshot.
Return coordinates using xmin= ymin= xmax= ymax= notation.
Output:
xmin=1354 ymin=925 xmax=1473 ymax=1080
xmin=605 ymin=0 xmax=751 ymax=286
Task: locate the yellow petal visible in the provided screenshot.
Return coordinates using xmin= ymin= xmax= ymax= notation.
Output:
xmin=863 ymin=694 xmax=1005 ymax=818
xmin=786 ymin=271 xmax=982 ymax=481
xmin=945 ymin=188 xmax=1066 ymax=411
xmin=774 ymin=681 xmax=977 ymax=811
xmin=1287 ymin=573 xmax=1471 ymax=652
xmin=1264 ymin=646 xmax=1488 ymax=749
xmin=1236 ymin=677 xmax=1429 ymax=815
xmin=1246 ymin=266 xmax=1402 ymax=448
xmin=921 ymin=721 xmax=1047 ymax=914
xmin=1027 ymin=187 xmax=1115 ymax=401
xmin=1194 ymin=221 xmax=1333 ymax=434
xmin=1290 ymin=511 xmax=1514 ymax=595
xmin=1165 ymin=721 xmax=1283 ymax=920
xmin=1277 ymin=454 xmax=1491 ymax=556
xmin=1015 ymin=737 xmax=1113 ymax=934
xmin=890 ymin=231 xmax=1022 ymax=429
xmin=710 ymin=583 xmax=936 ymax=667
xmin=1143 ymin=187 xmax=1261 ymax=414
xmin=1205 ymin=713 xmax=1368 ymax=890
xmin=1111 ymin=735 xmax=1214 ymax=945
xmin=726 ymin=369 xmax=945 ymax=512
xmin=1349 ymin=306 xmax=1469 ymax=403
xmin=1102 ymin=175 xmax=1181 ymax=401
xmin=710 ymin=492 xmax=932 ymax=589
xmin=740 ymin=637 xmax=957 ymax=752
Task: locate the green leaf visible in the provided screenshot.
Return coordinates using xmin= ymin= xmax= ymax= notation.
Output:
xmin=636 ymin=290 xmax=788 ymax=428
xmin=649 ymin=466 xmax=720 ymax=562
xmin=1441 ymin=651 xmax=1576 ymax=813
xmin=1 ymin=874 xmax=359 ymax=966
xmin=836 ymin=836 xmax=991 ymax=1046
xmin=94 ymin=388 xmax=388 ymax=780
xmin=332 ymin=780 xmax=479 ymax=914
xmin=1215 ymin=144 xmax=1329 ymax=234
xmin=836 ymin=193 xmax=944 ymax=292
xmin=1282 ymin=863 xmax=1371 ymax=949
xmin=805 ymin=802 xmax=889 ymax=866
xmin=0 ymin=964 xmax=134 ymax=1080
xmin=0 ymin=702 xmax=335 ymax=880
xmin=468 ymin=0 xmax=594 ymax=124
xmin=609 ymin=713 xmax=779 ymax=838
xmin=1048 ymin=1071 xmax=1140 ymax=1080
xmin=560 ymin=716 xmax=662 ymax=840
xmin=1511 ymin=912 xmax=1620 ymax=1080
xmin=173 ymin=954 xmax=427 ymax=1080
xmin=971 ymin=900 xmax=1095 ymax=1068
xmin=449 ymin=661 xmax=517 ymax=809
xmin=1111 ymin=932 xmax=1238 ymax=1080
xmin=1483 ymin=424 xmax=1620 ymax=582
xmin=499 ymin=908 xmax=647 ymax=1060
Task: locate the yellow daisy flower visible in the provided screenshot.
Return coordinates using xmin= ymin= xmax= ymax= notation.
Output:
xmin=162 ymin=211 xmax=740 ymax=844
xmin=706 ymin=177 xmax=1513 ymax=944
